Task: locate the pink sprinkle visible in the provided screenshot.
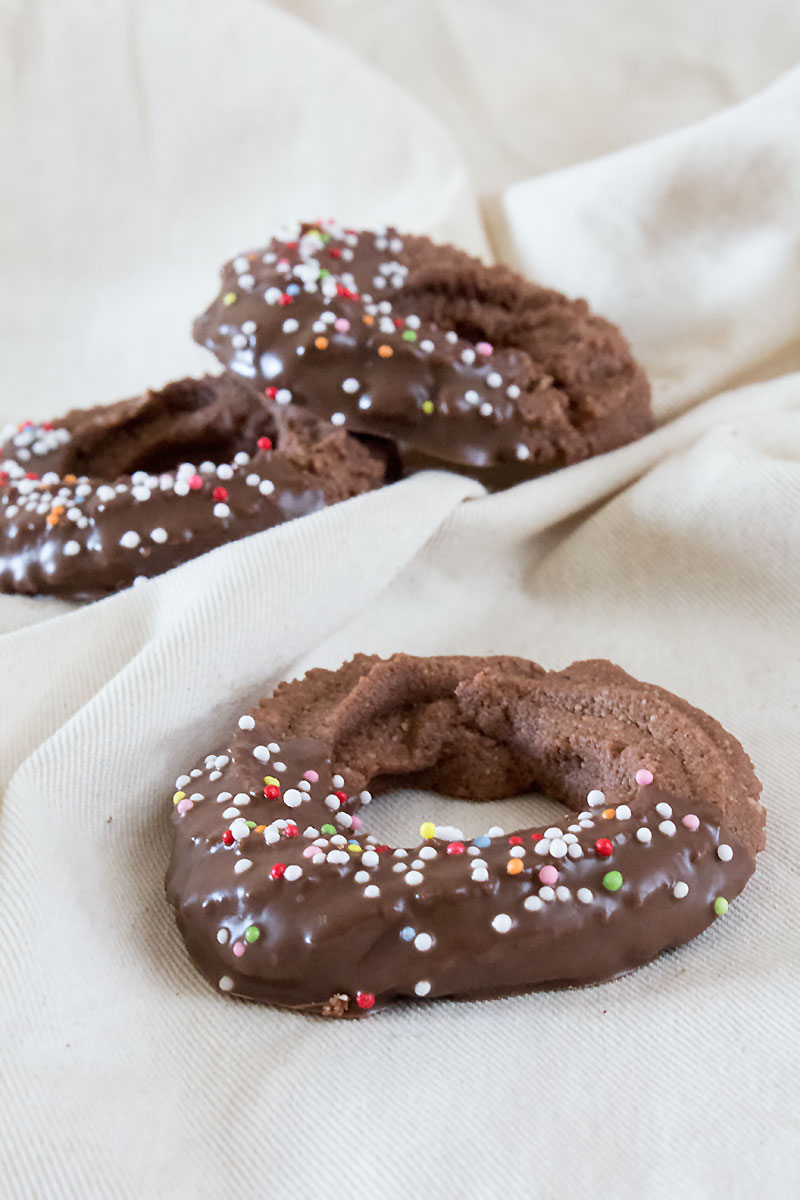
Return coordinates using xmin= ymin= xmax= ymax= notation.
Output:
xmin=351 ymin=816 xmax=364 ymax=830
xmin=176 ymin=798 xmax=193 ymax=815
xmin=188 ymin=474 xmax=203 ymax=491
xmin=538 ymin=865 xmax=559 ymax=886
xmin=302 ymin=845 xmax=318 ymax=858
xmin=232 ymin=942 xmax=245 ymax=958
xmin=635 ymin=768 xmax=654 ymax=787
xmin=476 ymin=341 xmax=493 ymax=356
xmin=334 ymin=318 xmax=350 ymax=332
xmin=682 ymin=814 xmax=700 ymax=831
xmin=304 ymin=770 xmax=319 ymax=783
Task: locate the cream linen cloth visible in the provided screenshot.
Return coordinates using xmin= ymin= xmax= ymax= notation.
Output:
xmin=2 ymin=3 xmax=800 ymax=1197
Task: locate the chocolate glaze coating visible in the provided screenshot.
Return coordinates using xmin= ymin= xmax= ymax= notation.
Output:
xmin=165 ymin=655 xmax=764 ymax=1017
xmin=193 ymin=222 xmax=653 ymax=482
xmin=0 ymin=374 xmax=387 ymax=598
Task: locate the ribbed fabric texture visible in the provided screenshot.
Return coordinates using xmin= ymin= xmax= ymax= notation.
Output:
xmin=1 ymin=5 xmax=799 ymax=1197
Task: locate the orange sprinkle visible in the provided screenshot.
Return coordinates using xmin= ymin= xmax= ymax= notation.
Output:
xmin=315 ymin=336 xmax=329 ymax=350
xmin=506 ymin=859 xmax=523 ymax=875
xmin=254 ymin=824 xmax=267 ymax=834
xmin=377 ymin=345 xmax=393 ymax=358
xmin=46 ymin=513 xmax=59 ymax=526
xmin=362 ymin=315 xmax=374 ymax=326
xmin=63 ymin=474 xmax=77 ymax=484
xmin=602 ymin=808 xmax=617 ymax=820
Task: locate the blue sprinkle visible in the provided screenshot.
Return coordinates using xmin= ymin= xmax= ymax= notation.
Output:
xmin=473 ymin=835 xmax=491 ymax=848
xmin=286 ymin=283 xmax=300 ymax=295
xmin=400 ymin=926 xmax=415 ymax=942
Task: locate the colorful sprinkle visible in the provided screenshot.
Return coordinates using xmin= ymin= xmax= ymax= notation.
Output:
xmin=714 ymin=897 xmax=729 ymax=915
xmin=602 ymin=871 xmax=623 ymax=892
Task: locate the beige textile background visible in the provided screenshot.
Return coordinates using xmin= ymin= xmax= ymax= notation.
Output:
xmin=1 ymin=2 xmax=799 ymax=1197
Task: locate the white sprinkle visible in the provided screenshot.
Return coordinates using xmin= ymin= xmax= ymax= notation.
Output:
xmin=486 ymin=372 xmax=503 ymax=388
xmin=213 ymin=503 xmax=231 ymax=519
xmin=175 ymin=775 xmax=190 ymax=788
xmin=405 ymin=871 xmax=424 ymax=886
xmin=237 ymin=274 xmax=254 ymax=289
xmin=393 ymin=862 xmax=408 ymax=873
xmin=358 ymin=396 xmax=372 ymax=410
xmin=331 ymin=775 xmax=344 ymax=789
xmin=539 ymin=886 xmax=556 ymax=902
xmin=242 ymin=320 xmax=256 ymax=335
xmin=265 ymin=287 xmax=282 ymax=304
xmin=615 ymin=805 xmax=632 ymax=821
xmin=283 ymin=789 xmax=303 ymax=808
xmin=150 ymin=527 xmax=168 ymax=544
xmin=273 ymin=761 xmax=286 ymax=772
xmin=233 ymin=859 xmax=252 ymax=875
xmin=524 ymin=895 xmax=543 ymax=912
xmin=673 ymin=882 xmax=689 ymax=899
xmin=263 ymin=827 xmax=280 ymax=845
xmin=549 ymin=839 xmax=568 ymax=859
xmin=509 ymin=846 xmax=525 ymax=858
xmin=258 ymin=479 xmax=275 ymax=496
xmin=62 ymin=540 xmax=80 ymax=556
xmin=284 ymin=865 xmax=302 ymax=882
xmin=556 ymin=886 xmax=571 ymax=902
xmin=119 ymin=530 xmax=140 ymax=549
xmin=230 ymin=817 xmax=250 ymax=840
xmin=233 ymin=255 xmax=250 ymax=273
xmin=544 ymin=827 xmax=563 ymax=839
xmin=471 ymin=869 xmax=489 ymax=883
xmin=253 ymin=745 xmax=270 ymax=763
xmin=216 ymin=792 xmax=233 ymax=805
xmin=326 ymin=850 xmax=349 ymax=865
xmin=342 ymin=378 xmax=360 ymax=394
xmin=461 ymin=348 xmax=476 ymax=364
xmin=233 ymin=793 xmax=250 ymax=807
xmin=355 ymin=871 xmax=370 ymax=884
xmin=282 ymin=318 xmax=299 ymax=333
xmin=479 ymin=402 xmax=493 ymax=417
xmin=324 ymin=794 xmax=341 ymax=811
xmin=132 ymin=486 xmax=151 ymax=502
xmin=336 ymin=813 xmax=353 ymax=828
xmin=364 ymin=885 xmax=380 ymax=898
xmin=577 ymin=888 xmax=593 ymax=904
xmin=298 ymin=782 xmax=311 ymax=793
xmin=361 ymin=851 xmax=379 ymax=868
xmin=464 ymin=389 xmax=480 ymax=405
xmin=659 ymin=820 xmax=677 ymax=837
xmin=636 ymin=827 xmax=652 ymax=844
xmin=568 ymin=844 xmax=584 ymax=860
xmin=218 ymin=975 xmax=234 ymax=992
xmin=238 ymin=715 xmax=255 ymax=731
xmin=535 ymin=840 xmax=550 ymax=856
xmin=222 ymin=807 xmax=240 ymax=818
xmin=174 ymin=480 xmax=190 ymax=497
xmin=491 ymin=913 xmax=512 ymax=933
xmin=414 ymin=933 xmax=433 ymax=952
xmin=717 ymin=844 xmax=733 ymax=862
xmin=419 ymin=846 xmax=437 ymax=860
xmin=209 ymin=771 xmax=222 ymax=782
xmin=216 ymin=464 xmax=234 ymax=481
xmin=656 ymin=802 xmax=673 ymax=818
xmin=214 ymin=756 xmax=229 ymax=770
xmin=487 ymin=826 xmax=504 ymax=838
xmin=96 ymin=485 xmax=115 ymax=503
xmin=506 ymin=384 xmax=521 ymax=399
xmin=587 ymin=789 xmax=606 ymax=807
xmin=331 ymin=412 xmax=346 ymax=426
xmin=420 ymin=339 xmax=435 ymax=353
xmin=562 ymin=833 xmax=578 ymax=845
xmin=269 ymin=743 xmax=281 ymax=754
xmin=216 ymin=928 xmax=229 ymax=944
xmin=516 ymin=444 xmax=531 ymax=461
xmin=414 ymin=981 xmax=431 ymax=997
xmin=578 ymin=819 xmax=595 ymax=829
xmin=275 ymin=389 xmax=292 ymax=405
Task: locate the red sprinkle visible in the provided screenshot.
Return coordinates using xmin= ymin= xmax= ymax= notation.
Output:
xmin=508 ymin=835 xmax=523 ymax=845
xmin=25 ymin=472 xmax=38 ymax=480
xmin=212 ymin=486 xmax=228 ymax=502
xmin=336 ymin=283 xmax=359 ymax=300
xmin=284 ymin=823 xmax=298 ymax=838
xmin=264 ymin=785 xmax=281 ymax=799
xmin=0 ymin=472 xmax=8 ymax=486
xmin=356 ymin=991 xmax=375 ymax=1010
xmin=595 ymin=838 xmax=614 ymax=858
xmin=531 ymin=832 xmax=543 ymax=842
xmin=270 ymin=863 xmax=286 ymax=880
xmin=278 ymin=294 xmax=293 ymax=306
xmin=188 ymin=474 xmax=203 ymax=491
xmin=265 ymin=387 xmax=278 ymax=399
xmin=375 ymin=844 xmax=390 ymax=854
xmin=222 ymin=830 xmax=234 ymax=847
xmin=447 ymin=842 xmax=465 ymax=855
xmin=42 ymin=422 xmax=54 ymax=431
xmin=334 ymin=790 xmax=347 ymax=804
xmin=393 ymin=317 xmax=405 ymax=327
xmin=257 ymin=436 xmax=273 ymax=451
xmin=329 ymin=247 xmax=342 ymax=258
xmin=18 ymin=421 xmax=32 ymax=430
xmin=286 ymin=242 xmax=298 ymax=250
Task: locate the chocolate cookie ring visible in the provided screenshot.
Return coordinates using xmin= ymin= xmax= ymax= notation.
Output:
xmin=194 ymin=222 xmax=653 ymax=487
xmin=165 ymin=654 xmax=764 ymax=1016
xmin=0 ymin=373 xmax=385 ymax=598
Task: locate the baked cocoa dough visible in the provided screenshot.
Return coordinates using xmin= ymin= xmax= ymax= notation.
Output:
xmin=0 ymin=373 xmax=387 ymax=598
xmin=193 ymin=221 xmax=653 ymax=484
xmin=165 ymin=654 xmax=764 ymax=1017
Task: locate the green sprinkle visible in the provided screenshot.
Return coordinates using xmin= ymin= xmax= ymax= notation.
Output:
xmin=602 ymin=870 xmax=623 ymax=892
xmin=714 ymin=897 xmax=729 ymax=916
xmin=245 ymin=820 xmax=257 ymax=829
xmin=421 ymin=400 xmax=435 ymax=415
xmin=222 ymin=291 xmax=237 ymax=306
xmin=244 ymin=926 xmax=260 ymax=944
xmin=321 ymin=823 xmax=336 ymax=836
xmin=321 ymin=233 xmax=332 ymax=243
xmin=319 ymin=268 xmax=330 ymax=278
xmin=402 ymin=330 xmax=417 ymax=342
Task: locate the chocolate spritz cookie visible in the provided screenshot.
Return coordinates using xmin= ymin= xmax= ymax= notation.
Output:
xmin=0 ymin=374 xmax=387 ymax=598
xmin=165 ymin=654 xmax=763 ymax=1016
xmin=193 ymin=221 xmax=653 ymax=486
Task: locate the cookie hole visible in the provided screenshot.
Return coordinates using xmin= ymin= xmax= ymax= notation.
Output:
xmin=363 ymin=787 xmax=564 ymax=846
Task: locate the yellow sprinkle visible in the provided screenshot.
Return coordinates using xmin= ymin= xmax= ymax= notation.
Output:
xmin=506 ymin=859 xmax=523 ymax=875
xmin=223 ymin=292 xmax=237 ymax=306
xmin=348 ymin=843 xmax=362 ymax=854
xmin=263 ymin=775 xmax=279 ymax=787
xmin=172 ymin=791 xmax=185 ymax=805
xmin=421 ymin=400 xmax=435 ymax=415
xmin=420 ymin=821 xmax=436 ymax=840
